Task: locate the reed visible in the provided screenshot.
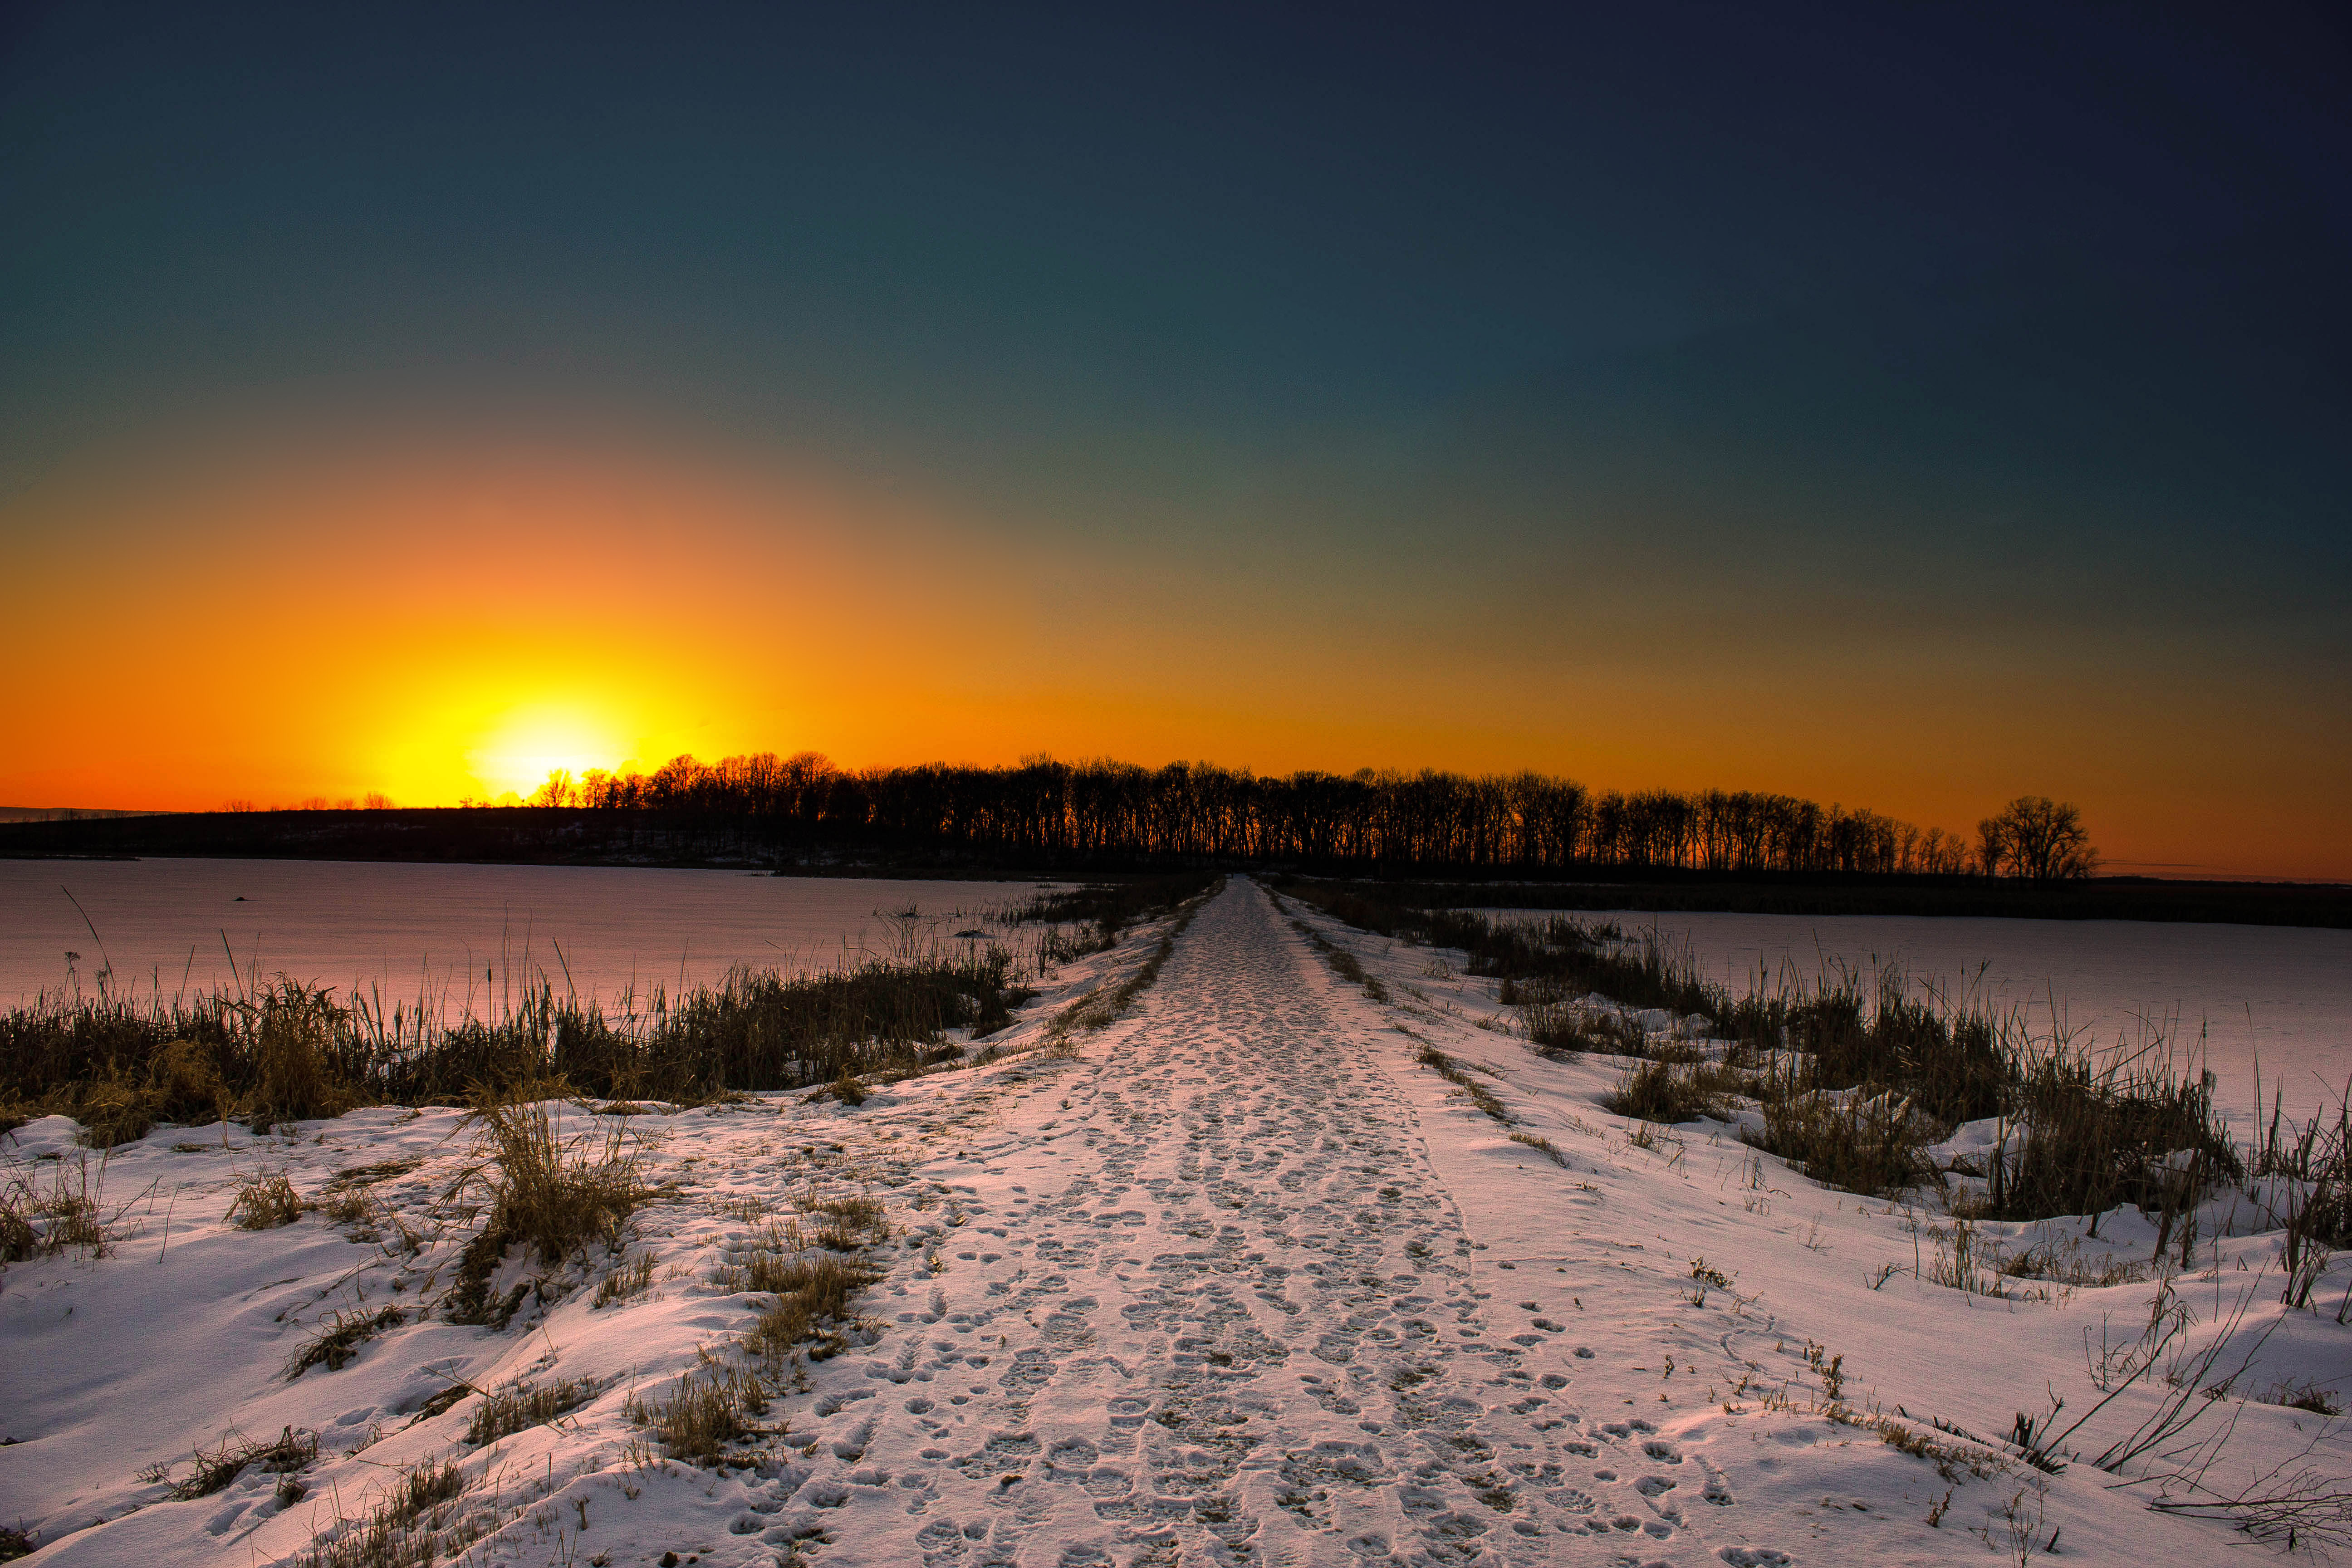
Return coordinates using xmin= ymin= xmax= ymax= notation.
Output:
xmin=0 ymin=948 xmax=1034 ymax=1126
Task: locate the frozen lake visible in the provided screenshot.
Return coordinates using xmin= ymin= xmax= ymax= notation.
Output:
xmin=2 ymin=859 xmax=1052 ymax=1015
xmin=1506 ymin=906 xmax=2352 ymax=1131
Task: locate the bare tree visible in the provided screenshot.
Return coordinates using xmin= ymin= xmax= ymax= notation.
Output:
xmin=1977 ymin=795 xmax=2100 ymax=882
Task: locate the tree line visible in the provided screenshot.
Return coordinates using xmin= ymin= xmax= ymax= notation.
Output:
xmin=512 ymin=753 xmax=2095 ymax=880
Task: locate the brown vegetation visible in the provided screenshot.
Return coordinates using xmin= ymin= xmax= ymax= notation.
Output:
xmin=159 ymin=1426 xmax=319 ymax=1500
xmin=446 ymin=1096 xmax=650 ymax=1325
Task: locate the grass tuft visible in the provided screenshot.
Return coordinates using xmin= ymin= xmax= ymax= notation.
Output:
xmin=164 ymin=1426 xmax=319 ymax=1500
xmin=0 ymin=1153 xmax=115 ymax=1260
xmin=1416 ymin=1044 xmax=1510 ymax=1125
xmin=466 ymin=1377 xmax=596 ymax=1444
xmin=287 ymin=1306 xmax=406 ymax=1378
xmin=291 ymin=1457 xmax=480 ymax=1568
xmin=1744 ymin=1084 xmax=1933 ymax=1198
xmin=1508 ymin=1131 xmax=1571 ymax=1168
xmin=1602 ymin=1058 xmax=1746 ymax=1124
xmin=447 ymin=1095 xmax=648 ymax=1325
xmin=247 ymin=989 xmax=349 ymax=1130
xmin=625 ymin=1362 xmax=774 ymax=1464
xmin=229 ymin=1169 xmax=304 ymax=1229
xmin=719 ymin=1220 xmax=886 ymax=1363
xmin=594 ymin=1251 xmax=656 ymax=1307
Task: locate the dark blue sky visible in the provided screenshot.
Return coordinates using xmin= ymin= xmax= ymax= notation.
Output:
xmin=3 ymin=2 xmax=2347 ymax=868
xmin=10 ymin=5 xmax=2343 ymax=498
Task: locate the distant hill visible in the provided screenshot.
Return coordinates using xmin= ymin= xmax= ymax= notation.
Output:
xmin=0 ymin=806 xmax=159 ymax=823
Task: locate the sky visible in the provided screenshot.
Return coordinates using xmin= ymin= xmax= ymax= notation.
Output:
xmin=1 ymin=2 xmax=2346 ymax=877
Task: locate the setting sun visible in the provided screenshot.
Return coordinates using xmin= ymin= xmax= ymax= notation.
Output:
xmin=464 ymin=703 xmax=632 ymax=801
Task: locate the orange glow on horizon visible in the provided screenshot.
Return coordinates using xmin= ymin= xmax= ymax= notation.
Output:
xmin=2 ymin=427 xmax=2346 ymax=882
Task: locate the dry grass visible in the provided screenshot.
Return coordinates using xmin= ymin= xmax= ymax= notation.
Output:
xmin=321 ymin=1189 xmax=376 ymax=1227
xmin=1284 ymin=886 xmax=1718 ymax=1025
xmin=1743 ymin=1085 xmax=1933 ymax=1198
xmin=287 ymin=1306 xmax=406 ymax=1378
xmin=229 ymin=1169 xmax=304 ymax=1229
xmin=1513 ymin=989 xmax=1655 ymax=1058
xmin=1602 ymin=1058 xmax=1747 ymax=1123
xmin=1997 ymin=1234 xmax=2150 ymax=1289
xmin=246 ymin=989 xmax=351 ymax=1130
xmin=466 ymin=1377 xmax=596 ymax=1444
xmin=1301 ymin=880 xmax=2240 ymax=1218
xmin=719 ymin=1221 xmax=886 ymax=1363
xmin=72 ymin=1078 xmax=154 ymax=1148
xmin=19 ymin=1039 xmax=229 ymax=1150
xmin=321 ymin=1159 xmax=421 ymax=1191
xmin=1416 ymin=1045 xmax=1510 ymax=1125
xmin=0 ymin=1152 xmax=116 ymax=1261
xmin=3 ymin=951 xmax=1033 ymax=1133
xmin=162 ymin=1425 xmax=319 ymax=1499
xmin=716 ymin=1221 xmax=810 ymax=1293
xmin=804 ymin=1192 xmax=887 ymax=1251
xmin=1044 ymin=881 xmax=1223 ymax=1043
xmin=291 ymin=1457 xmax=480 ymax=1568
xmin=1290 ymin=919 xmax=1391 ymax=1002
xmin=1508 ymin=1131 xmax=1571 ymax=1168
xmin=593 ymin=1251 xmax=655 ymax=1307
xmin=626 ymin=1359 xmax=776 ymax=1463
xmin=447 ymin=1095 xmax=649 ymax=1325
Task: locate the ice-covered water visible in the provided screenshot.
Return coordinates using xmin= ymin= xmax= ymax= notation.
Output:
xmin=1504 ymin=906 xmax=2352 ymax=1128
xmin=1 ymin=858 xmax=1051 ymax=1013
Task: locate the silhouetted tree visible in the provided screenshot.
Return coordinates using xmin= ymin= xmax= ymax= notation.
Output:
xmin=1977 ymin=795 xmax=2099 ymax=882
xmin=552 ymin=752 xmax=2029 ymax=877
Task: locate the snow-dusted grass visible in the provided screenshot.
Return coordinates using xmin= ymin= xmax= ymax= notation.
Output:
xmin=1534 ymin=904 xmax=2352 ymax=1131
xmin=1286 ymin=879 xmax=2252 ymax=1227
xmin=2 ymin=881 xmax=2345 ymax=1565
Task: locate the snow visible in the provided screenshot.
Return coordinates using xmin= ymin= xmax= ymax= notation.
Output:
xmin=5 ymin=878 xmax=2346 ymax=1565
xmin=0 ymin=861 xmax=1057 ymax=1008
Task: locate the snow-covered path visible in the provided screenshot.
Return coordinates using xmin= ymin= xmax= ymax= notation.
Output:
xmin=806 ymin=876 xmax=1646 ymax=1567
